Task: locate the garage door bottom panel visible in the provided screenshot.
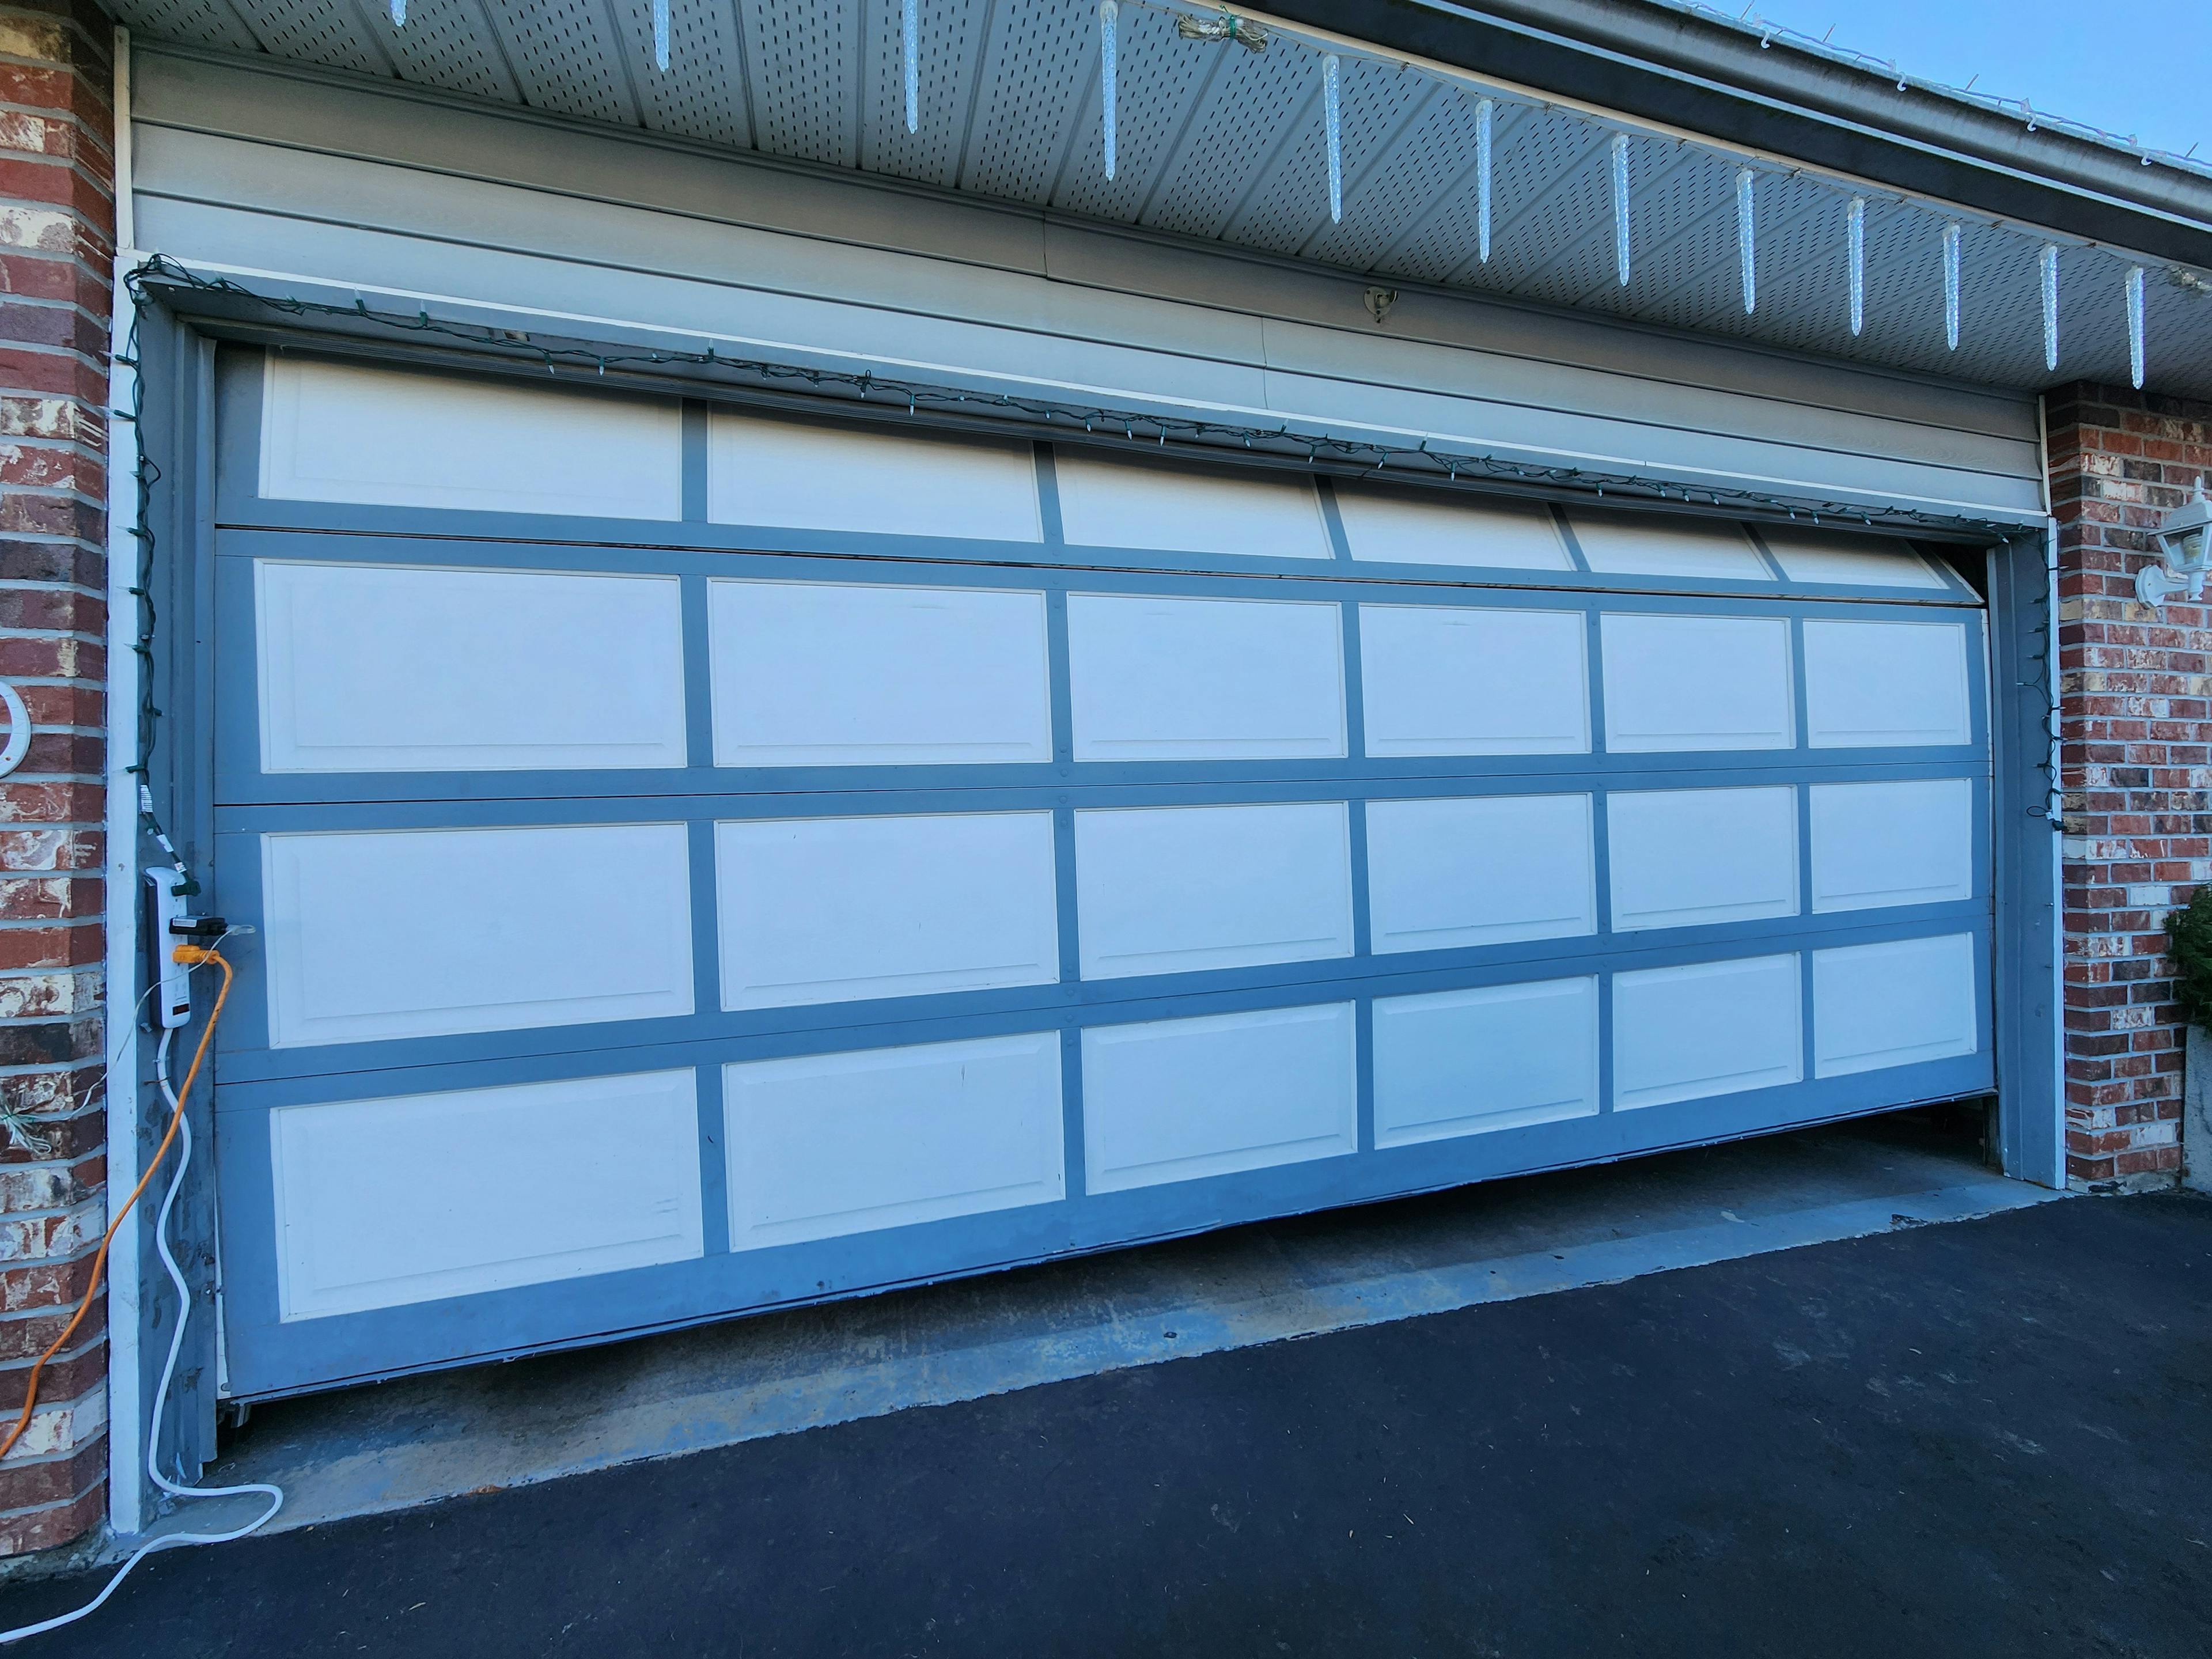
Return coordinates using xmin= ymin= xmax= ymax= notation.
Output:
xmin=219 ymin=1052 xmax=1992 ymax=1399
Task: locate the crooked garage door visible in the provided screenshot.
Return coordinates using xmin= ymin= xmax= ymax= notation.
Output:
xmin=210 ymin=351 xmax=1995 ymax=1396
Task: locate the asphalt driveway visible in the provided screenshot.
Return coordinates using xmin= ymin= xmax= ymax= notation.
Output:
xmin=5 ymin=1190 xmax=2209 ymax=1657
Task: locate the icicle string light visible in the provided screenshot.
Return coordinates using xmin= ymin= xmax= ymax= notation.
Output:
xmin=653 ymin=0 xmax=670 ymax=74
xmin=1846 ymin=196 xmax=1865 ymax=337
xmin=1475 ymin=98 xmax=1494 ymax=264
xmin=1736 ymin=169 xmax=1755 ymax=314
xmin=902 ymin=0 xmax=919 ymax=132
xmin=1611 ymin=135 xmax=1630 ymax=286
xmin=2127 ymin=265 xmax=2147 ymax=388
xmin=2039 ymin=244 xmax=2059 ymax=372
xmin=1323 ymin=56 xmax=1343 ymax=224
xmin=389 ymin=0 xmax=404 ymax=26
xmin=1942 ymin=222 xmax=1962 ymax=350
xmin=1099 ymin=1 xmax=1119 ymax=181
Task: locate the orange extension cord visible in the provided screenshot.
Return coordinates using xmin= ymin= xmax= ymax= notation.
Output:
xmin=0 ymin=947 xmax=232 ymax=1467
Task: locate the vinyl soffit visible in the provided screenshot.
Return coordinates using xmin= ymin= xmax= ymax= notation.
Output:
xmin=113 ymin=0 xmax=2212 ymax=397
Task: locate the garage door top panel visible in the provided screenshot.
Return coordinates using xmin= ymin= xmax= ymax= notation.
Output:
xmin=220 ymin=354 xmax=1984 ymax=604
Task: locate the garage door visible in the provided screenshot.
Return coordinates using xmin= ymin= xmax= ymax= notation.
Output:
xmin=208 ymin=352 xmax=1995 ymax=1396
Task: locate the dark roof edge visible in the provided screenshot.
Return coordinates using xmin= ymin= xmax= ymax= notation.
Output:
xmin=1264 ymin=0 xmax=2212 ymax=268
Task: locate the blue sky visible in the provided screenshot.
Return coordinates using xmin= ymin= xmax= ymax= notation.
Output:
xmin=1741 ymin=2 xmax=2209 ymax=161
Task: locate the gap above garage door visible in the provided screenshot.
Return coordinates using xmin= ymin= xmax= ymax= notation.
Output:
xmin=207 ymin=348 xmax=1995 ymax=1399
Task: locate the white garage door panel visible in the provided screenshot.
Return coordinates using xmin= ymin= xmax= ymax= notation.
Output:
xmin=709 ymin=579 xmax=1052 ymax=766
xmin=1373 ymin=978 xmax=1600 ymax=1147
xmin=1366 ymin=794 xmax=1597 ymax=952
xmin=262 ymin=824 xmax=695 ymax=1047
xmin=271 ymin=1070 xmax=704 ymax=1321
xmin=1814 ymin=933 xmax=1980 ymax=1077
xmin=1082 ymin=1003 xmax=1358 ymax=1193
xmin=260 ymin=356 xmax=681 ymax=520
xmin=1570 ymin=514 xmax=1771 ymax=581
xmin=1074 ymin=802 xmax=1354 ymax=979
xmin=706 ymin=412 xmax=1042 ymax=541
xmin=1804 ymin=619 xmax=1973 ymax=748
xmin=1810 ymin=779 xmax=1976 ymax=912
xmin=1359 ymin=605 xmax=1590 ymax=757
xmin=724 ymin=1033 xmax=1065 ymax=1249
xmin=1336 ymin=488 xmax=1575 ymax=570
xmin=1056 ymin=453 xmax=1332 ymax=560
xmin=1600 ymin=615 xmax=1795 ymax=752
xmin=1608 ymin=786 xmax=1800 ymax=931
xmin=717 ymin=813 xmax=1059 ymax=1009
xmin=256 ymin=561 xmax=688 ymax=773
xmin=1613 ymin=953 xmax=1804 ymax=1109
xmin=1067 ymin=593 xmax=1345 ymax=760
xmin=1760 ymin=528 xmax=1949 ymax=589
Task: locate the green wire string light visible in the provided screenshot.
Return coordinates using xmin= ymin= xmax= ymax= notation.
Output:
xmin=120 ymin=256 xmax=2021 ymax=539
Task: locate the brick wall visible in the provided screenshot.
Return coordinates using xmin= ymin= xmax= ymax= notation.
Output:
xmin=0 ymin=0 xmax=112 ymax=1556
xmin=2051 ymin=382 xmax=2212 ymax=1193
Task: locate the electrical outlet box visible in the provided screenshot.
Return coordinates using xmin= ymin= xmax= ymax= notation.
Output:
xmin=147 ymin=868 xmax=192 ymax=1029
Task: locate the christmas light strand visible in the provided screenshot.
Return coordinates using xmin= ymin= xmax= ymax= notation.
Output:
xmin=120 ymin=255 xmax=2025 ymax=540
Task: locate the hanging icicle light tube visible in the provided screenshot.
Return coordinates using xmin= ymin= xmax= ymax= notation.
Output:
xmin=653 ymin=0 xmax=671 ymax=74
xmin=2040 ymin=244 xmax=2060 ymax=373
xmin=1611 ymin=135 xmax=1631 ymax=286
xmin=1736 ymin=169 xmax=1756 ymax=314
xmin=902 ymin=0 xmax=919 ymax=131
xmin=1099 ymin=1 xmax=1119 ymax=181
xmin=1942 ymin=222 xmax=1963 ymax=350
xmin=1475 ymin=97 xmax=1494 ymax=264
xmin=1847 ymin=196 xmax=1866 ymax=337
xmin=1323 ymin=56 xmax=1344 ymax=224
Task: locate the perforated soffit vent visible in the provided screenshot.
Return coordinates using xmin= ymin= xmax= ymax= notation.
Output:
xmin=112 ymin=0 xmax=2212 ymax=399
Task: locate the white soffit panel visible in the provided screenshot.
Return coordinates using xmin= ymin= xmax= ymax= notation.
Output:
xmin=1810 ymin=778 xmax=1976 ymax=913
xmin=270 ymin=1069 xmax=703 ymax=1321
xmin=1607 ymin=785 xmax=1801 ymax=931
xmin=1359 ymin=605 xmax=1590 ymax=757
xmin=1056 ymin=452 xmax=1333 ymax=560
xmin=1373 ymin=977 xmax=1600 ymax=1147
xmin=1066 ymin=593 xmax=1346 ymax=761
xmin=262 ymin=823 xmax=695 ymax=1047
xmin=1613 ymin=953 xmax=1804 ymax=1109
xmin=1813 ymin=933 xmax=1980 ymax=1077
xmin=724 ymin=1032 xmax=1065 ymax=1249
xmin=1081 ymin=1003 xmax=1358 ymax=1194
xmin=1336 ymin=487 xmax=1576 ymax=571
xmin=717 ymin=813 xmax=1060 ymax=1009
xmin=1760 ymin=527 xmax=1952 ymax=590
xmin=1073 ymin=802 xmax=1354 ymax=980
xmin=256 ymin=560 xmax=687 ymax=772
xmin=1600 ymin=614 xmax=1796 ymax=752
xmin=1803 ymin=619 xmax=1974 ymax=748
xmin=709 ymin=579 xmax=1052 ymax=766
xmin=259 ymin=355 xmax=681 ymax=519
xmin=706 ymin=411 xmax=1041 ymax=540
xmin=1365 ymin=794 xmax=1597 ymax=952
xmin=1569 ymin=514 xmax=1772 ymax=581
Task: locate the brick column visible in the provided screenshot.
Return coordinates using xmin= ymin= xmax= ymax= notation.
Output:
xmin=2050 ymin=382 xmax=2212 ymax=1192
xmin=0 ymin=0 xmax=112 ymax=1556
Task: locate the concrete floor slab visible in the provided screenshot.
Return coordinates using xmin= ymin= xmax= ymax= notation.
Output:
xmin=188 ymin=1109 xmax=2054 ymax=1540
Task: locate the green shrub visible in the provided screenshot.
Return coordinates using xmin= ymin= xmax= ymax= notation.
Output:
xmin=2165 ymin=885 xmax=2212 ymax=1030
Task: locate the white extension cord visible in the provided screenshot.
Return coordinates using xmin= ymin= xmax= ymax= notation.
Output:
xmin=0 ymin=1021 xmax=283 ymax=1643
